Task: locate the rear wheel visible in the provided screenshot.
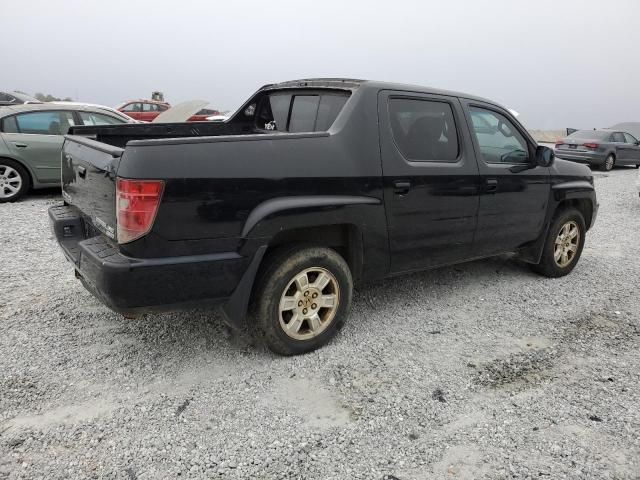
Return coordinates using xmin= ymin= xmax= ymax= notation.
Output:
xmin=0 ymin=159 xmax=29 ymax=203
xmin=252 ymin=245 xmax=353 ymax=356
xmin=530 ymin=208 xmax=586 ymax=278
xmin=601 ymin=154 xmax=615 ymax=171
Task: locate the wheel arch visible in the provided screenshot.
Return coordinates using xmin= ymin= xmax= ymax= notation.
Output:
xmin=222 ymin=195 xmax=380 ymax=330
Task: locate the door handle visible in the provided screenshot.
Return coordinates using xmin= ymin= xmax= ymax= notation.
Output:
xmin=393 ymin=181 xmax=411 ymax=195
xmin=12 ymin=142 xmax=27 ymax=148
xmin=486 ymin=178 xmax=498 ymax=193
xmin=77 ymin=166 xmax=87 ymax=178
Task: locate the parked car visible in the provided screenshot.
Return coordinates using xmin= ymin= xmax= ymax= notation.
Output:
xmin=188 ymin=107 xmax=221 ymax=122
xmin=0 ymin=91 xmax=42 ymax=106
xmin=50 ymin=78 xmax=598 ymax=355
xmin=116 ymin=100 xmax=170 ymax=122
xmin=51 ymin=102 xmax=139 ymax=124
xmin=0 ymin=103 xmax=133 ymax=202
xmin=555 ymin=129 xmax=640 ymax=171
xmin=206 ymin=114 xmax=228 ymax=122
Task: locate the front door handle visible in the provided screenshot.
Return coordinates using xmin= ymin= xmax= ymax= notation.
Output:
xmin=393 ymin=181 xmax=411 ymax=195
xmin=486 ymin=179 xmax=498 ymax=193
xmin=12 ymin=142 xmax=27 ymax=148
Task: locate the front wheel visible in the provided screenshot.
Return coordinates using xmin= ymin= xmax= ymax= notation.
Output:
xmin=530 ymin=208 xmax=586 ymax=278
xmin=252 ymin=245 xmax=353 ymax=355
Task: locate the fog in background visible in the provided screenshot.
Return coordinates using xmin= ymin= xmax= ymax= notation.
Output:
xmin=4 ymin=0 xmax=639 ymax=129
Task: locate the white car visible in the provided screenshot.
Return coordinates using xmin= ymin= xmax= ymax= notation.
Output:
xmin=50 ymin=102 xmax=140 ymax=123
xmin=206 ymin=114 xmax=228 ymax=122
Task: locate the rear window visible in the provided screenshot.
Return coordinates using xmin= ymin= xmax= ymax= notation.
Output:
xmin=256 ymin=91 xmax=349 ymax=132
xmin=568 ymin=130 xmax=610 ymax=140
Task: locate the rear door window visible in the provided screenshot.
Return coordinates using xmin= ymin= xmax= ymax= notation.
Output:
xmin=14 ymin=111 xmax=75 ymax=135
xmin=611 ymin=132 xmax=626 ymax=143
xmin=388 ymin=98 xmax=459 ymax=162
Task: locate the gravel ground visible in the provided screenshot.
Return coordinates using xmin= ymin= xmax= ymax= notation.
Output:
xmin=1 ymin=168 xmax=639 ymax=480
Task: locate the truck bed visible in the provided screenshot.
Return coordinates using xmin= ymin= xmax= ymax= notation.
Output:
xmin=68 ymin=121 xmax=253 ymax=148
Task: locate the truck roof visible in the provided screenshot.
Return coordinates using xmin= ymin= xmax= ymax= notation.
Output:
xmin=265 ymin=78 xmax=503 ymax=108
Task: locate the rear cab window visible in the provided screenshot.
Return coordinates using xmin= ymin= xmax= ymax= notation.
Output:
xmin=253 ymin=90 xmax=349 ymax=132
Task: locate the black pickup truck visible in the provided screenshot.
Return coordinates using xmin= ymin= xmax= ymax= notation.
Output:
xmin=49 ymin=78 xmax=598 ymax=355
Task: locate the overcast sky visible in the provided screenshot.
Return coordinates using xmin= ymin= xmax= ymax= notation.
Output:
xmin=4 ymin=0 xmax=639 ymax=129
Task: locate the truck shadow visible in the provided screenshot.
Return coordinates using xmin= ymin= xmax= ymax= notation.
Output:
xmin=120 ymin=253 xmax=532 ymax=363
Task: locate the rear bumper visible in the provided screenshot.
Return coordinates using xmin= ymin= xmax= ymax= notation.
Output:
xmin=49 ymin=204 xmax=250 ymax=316
xmin=554 ymin=150 xmax=605 ymax=165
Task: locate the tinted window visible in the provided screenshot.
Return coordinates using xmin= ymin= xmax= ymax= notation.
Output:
xmin=80 ymin=111 xmax=126 ymax=126
xmin=469 ymin=107 xmax=529 ymax=164
xmin=623 ymin=132 xmax=637 ymax=144
xmin=14 ymin=111 xmax=75 ymax=135
xmin=0 ymin=93 xmax=15 ymax=103
xmin=268 ymin=94 xmax=292 ymax=131
xmin=611 ymin=132 xmax=626 ymax=143
xmin=256 ymin=91 xmax=349 ymax=132
xmin=2 ymin=116 xmax=19 ymax=133
xmin=289 ymin=96 xmax=320 ymax=133
xmin=316 ymin=95 xmax=348 ymax=131
xmin=389 ymin=98 xmax=459 ymax=162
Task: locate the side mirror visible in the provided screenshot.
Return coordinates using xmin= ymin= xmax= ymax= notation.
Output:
xmin=535 ymin=145 xmax=555 ymax=167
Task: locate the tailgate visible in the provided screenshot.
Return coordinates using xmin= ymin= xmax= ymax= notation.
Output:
xmin=62 ymin=135 xmax=123 ymax=241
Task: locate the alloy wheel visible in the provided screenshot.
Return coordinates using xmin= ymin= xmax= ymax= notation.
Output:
xmin=554 ymin=220 xmax=580 ymax=268
xmin=278 ymin=267 xmax=340 ymax=341
xmin=0 ymin=165 xmax=22 ymax=199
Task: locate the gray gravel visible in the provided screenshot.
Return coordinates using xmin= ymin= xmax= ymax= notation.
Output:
xmin=1 ymin=168 xmax=639 ymax=479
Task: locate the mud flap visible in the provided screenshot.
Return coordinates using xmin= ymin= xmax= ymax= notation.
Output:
xmin=220 ymin=245 xmax=268 ymax=330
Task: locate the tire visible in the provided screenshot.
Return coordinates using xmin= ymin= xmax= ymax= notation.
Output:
xmin=601 ymin=154 xmax=615 ymax=171
xmin=252 ymin=245 xmax=353 ymax=356
xmin=530 ymin=208 xmax=586 ymax=278
xmin=634 ymin=163 xmax=640 ymax=169
xmin=0 ymin=159 xmax=30 ymax=203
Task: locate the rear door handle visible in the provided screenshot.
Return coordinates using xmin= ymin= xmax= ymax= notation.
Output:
xmin=12 ymin=142 xmax=27 ymax=148
xmin=393 ymin=181 xmax=411 ymax=195
xmin=486 ymin=179 xmax=498 ymax=193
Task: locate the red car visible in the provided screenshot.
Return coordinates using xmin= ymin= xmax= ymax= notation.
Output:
xmin=116 ymin=100 xmax=170 ymax=122
xmin=117 ymin=101 xmax=220 ymax=122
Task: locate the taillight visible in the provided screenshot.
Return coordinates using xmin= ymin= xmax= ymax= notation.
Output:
xmin=116 ymin=178 xmax=164 ymax=244
xmin=555 ymin=140 xmax=564 ymax=147
xmin=583 ymin=143 xmax=599 ymax=149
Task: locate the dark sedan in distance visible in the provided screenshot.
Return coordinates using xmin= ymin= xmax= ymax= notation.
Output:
xmin=555 ymin=129 xmax=640 ymax=171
